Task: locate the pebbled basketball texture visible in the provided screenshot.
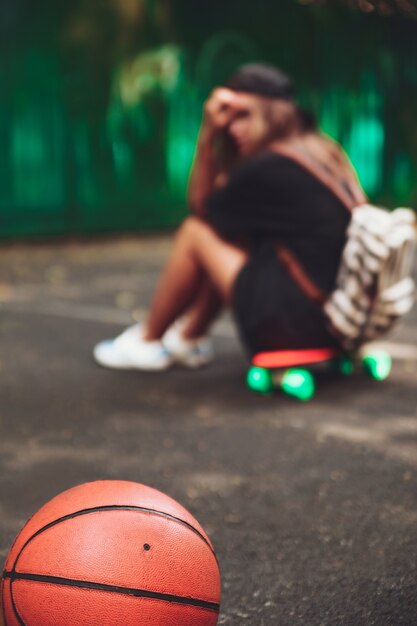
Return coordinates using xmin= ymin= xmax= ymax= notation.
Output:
xmin=1 ymin=480 xmax=221 ymax=626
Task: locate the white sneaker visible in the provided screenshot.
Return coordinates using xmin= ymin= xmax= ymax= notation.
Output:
xmin=163 ymin=322 xmax=214 ymax=368
xmin=93 ymin=324 xmax=173 ymax=371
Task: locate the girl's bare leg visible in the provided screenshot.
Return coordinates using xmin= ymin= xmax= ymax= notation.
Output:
xmin=180 ymin=277 xmax=223 ymax=340
xmin=143 ymin=217 xmax=247 ymax=341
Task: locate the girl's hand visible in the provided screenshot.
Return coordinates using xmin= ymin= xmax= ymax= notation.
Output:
xmin=203 ymin=88 xmax=243 ymax=132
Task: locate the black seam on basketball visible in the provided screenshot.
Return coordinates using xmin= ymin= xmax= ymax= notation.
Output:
xmin=11 ymin=505 xmax=217 ymax=576
xmin=3 ymin=571 xmax=220 ymax=613
xmin=7 ymin=578 xmax=27 ymax=626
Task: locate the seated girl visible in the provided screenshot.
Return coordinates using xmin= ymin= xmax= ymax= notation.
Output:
xmin=94 ymin=63 xmax=366 ymax=370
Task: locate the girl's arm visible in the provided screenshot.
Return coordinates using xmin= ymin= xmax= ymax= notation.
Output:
xmin=187 ymin=124 xmax=221 ymax=216
xmin=187 ymin=89 xmax=241 ymax=216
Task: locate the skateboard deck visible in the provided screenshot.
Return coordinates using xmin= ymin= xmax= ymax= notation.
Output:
xmin=252 ymin=347 xmax=339 ymax=369
xmin=247 ymin=347 xmax=391 ymax=401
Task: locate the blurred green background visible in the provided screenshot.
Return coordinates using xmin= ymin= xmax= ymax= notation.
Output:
xmin=0 ymin=0 xmax=416 ymax=238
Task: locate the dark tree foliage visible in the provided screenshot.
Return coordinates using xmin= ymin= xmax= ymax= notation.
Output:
xmin=299 ymin=0 xmax=417 ymax=18
xmin=1 ymin=0 xmax=416 ymax=215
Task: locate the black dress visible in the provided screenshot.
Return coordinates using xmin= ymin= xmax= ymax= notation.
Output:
xmin=207 ymin=150 xmax=351 ymax=357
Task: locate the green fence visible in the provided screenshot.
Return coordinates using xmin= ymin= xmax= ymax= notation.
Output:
xmin=0 ymin=1 xmax=416 ymax=238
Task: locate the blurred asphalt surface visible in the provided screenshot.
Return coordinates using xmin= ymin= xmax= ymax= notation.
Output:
xmin=0 ymin=234 xmax=416 ymax=626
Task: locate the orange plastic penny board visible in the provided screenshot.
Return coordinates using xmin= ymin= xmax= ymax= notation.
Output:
xmin=252 ymin=348 xmax=340 ymax=369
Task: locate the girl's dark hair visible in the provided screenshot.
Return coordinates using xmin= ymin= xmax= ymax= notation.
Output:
xmin=226 ymin=63 xmax=316 ymax=134
xmin=225 ymin=63 xmax=295 ymax=102
xmin=296 ymin=107 xmax=317 ymax=132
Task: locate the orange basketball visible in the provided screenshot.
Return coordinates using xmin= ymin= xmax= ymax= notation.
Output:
xmin=1 ymin=481 xmax=221 ymax=626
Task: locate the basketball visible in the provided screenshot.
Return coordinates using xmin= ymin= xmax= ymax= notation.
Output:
xmin=1 ymin=480 xmax=221 ymax=626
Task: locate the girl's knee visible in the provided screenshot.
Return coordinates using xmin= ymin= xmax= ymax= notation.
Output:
xmin=179 ymin=216 xmax=214 ymax=240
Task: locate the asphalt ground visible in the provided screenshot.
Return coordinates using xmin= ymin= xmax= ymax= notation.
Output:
xmin=0 ymin=234 xmax=416 ymax=626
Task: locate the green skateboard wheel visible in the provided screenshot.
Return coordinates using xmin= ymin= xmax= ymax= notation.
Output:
xmin=281 ymin=368 xmax=315 ymax=401
xmin=362 ymin=350 xmax=392 ymax=380
xmin=338 ymin=356 xmax=355 ymax=376
xmin=247 ymin=366 xmax=274 ymax=394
